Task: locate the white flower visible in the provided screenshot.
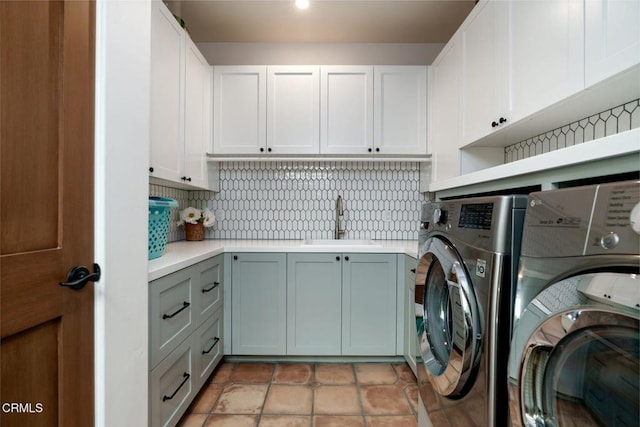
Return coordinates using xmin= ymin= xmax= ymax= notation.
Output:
xmin=202 ymin=208 xmax=215 ymax=228
xmin=180 ymin=207 xmax=202 ymax=224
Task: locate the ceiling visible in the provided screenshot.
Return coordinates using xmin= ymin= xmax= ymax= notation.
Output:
xmin=168 ymin=0 xmax=477 ymax=44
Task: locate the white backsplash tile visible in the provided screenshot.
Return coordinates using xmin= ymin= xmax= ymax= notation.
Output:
xmin=187 ymin=161 xmax=427 ymax=241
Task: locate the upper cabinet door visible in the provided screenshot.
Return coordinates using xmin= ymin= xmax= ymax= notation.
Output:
xmin=431 ymin=34 xmax=464 ymax=182
xmin=461 ymin=1 xmax=505 ymax=145
xmin=212 ymin=66 xmax=267 ymax=155
xmin=374 ymin=66 xmax=428 ymax=155
xmin=150 ymin=1 xmax=184 ymax=181
xmin=320 ymin=66 xmax=374 ymax=155
xmin=507 ymin=0 xmax=584 ymax=123
xmin=183 ymin=37 xmax=210 ymax=188
xmin=267 ymin=66 xmax=320 ymax=155
xmin=462 ymin=0 xmax=584 ymax=146
xmin=585 ymin=0 xmax=640 ymax=87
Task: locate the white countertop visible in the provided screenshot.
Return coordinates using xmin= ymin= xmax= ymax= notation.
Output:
xmin=148 ymin=239 xmax=419 ymax=281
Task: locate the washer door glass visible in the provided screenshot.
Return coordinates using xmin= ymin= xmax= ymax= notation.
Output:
xmin=415 ymin=236 xmax=481 ymax=397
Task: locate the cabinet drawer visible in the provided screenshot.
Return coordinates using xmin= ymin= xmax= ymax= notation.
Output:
xmin=197 ymin=255 xmax=223 ymax=326
xmin=150 ymin=267 xmax=196 ymax=369
xmin=194 ymin=308 xmax=223 ymax=388
xmin=149 ymin=336 xmax=195 ymax=427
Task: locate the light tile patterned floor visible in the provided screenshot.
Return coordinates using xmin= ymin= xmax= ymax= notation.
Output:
xmin=178 ymin=362 xmax=419 ymax=427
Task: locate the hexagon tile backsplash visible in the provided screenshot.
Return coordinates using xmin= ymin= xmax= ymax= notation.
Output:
xmin=151 ymin=161 xmax=427 ymax=242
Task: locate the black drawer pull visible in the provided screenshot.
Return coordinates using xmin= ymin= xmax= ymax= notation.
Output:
xmin=162 ymin=301 xmax=190 ymax=319
xmin=410 ymin=268 xmax=416 ymax=274
xmin=202 ymin=282 xmax=220 ymax=293
xmin=202 ymin=337 xmax=220 ymax=354
xmin=162 ymin=372 xmax=190 ymax=402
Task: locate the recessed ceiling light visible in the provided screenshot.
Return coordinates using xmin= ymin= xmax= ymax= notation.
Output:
xmin=295 ymin=0 xmax=310 ymax=10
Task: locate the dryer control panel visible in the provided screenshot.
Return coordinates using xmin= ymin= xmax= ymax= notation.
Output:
xmin=586 ymin=180 xmax=640 ymax=255
xmin=522 ymin=180 xmax=639 ymax=258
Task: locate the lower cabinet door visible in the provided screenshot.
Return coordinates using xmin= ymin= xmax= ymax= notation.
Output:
xmin=287 ymin=253 xmax=342 ymax=355
xmin=150 ymin=267 xmax=196 ymax=369
xmin=195 ymin=309 xmax=223 ymax=389
xmin=342 ymin=253 xmax=397 ymax=355
xmin=231 ymin=253 xmax=287 ymax=355
xmin=150 ymin=336 xmax=195 ymax=427
xmin=197 ymin=255 xmax=223 ymax=326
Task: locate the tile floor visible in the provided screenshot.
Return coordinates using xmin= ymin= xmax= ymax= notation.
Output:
xmin=178 ymin=361 xmax=419 ymax=427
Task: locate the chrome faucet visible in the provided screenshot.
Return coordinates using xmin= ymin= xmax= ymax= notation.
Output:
xmin=335 ymin=195 xmax=345 ymax=239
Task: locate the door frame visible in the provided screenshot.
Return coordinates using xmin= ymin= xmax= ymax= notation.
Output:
xmin=94 ymin=1 xmax=151 ymax=426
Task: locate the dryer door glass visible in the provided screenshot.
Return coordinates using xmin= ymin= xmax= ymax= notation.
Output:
xmin=526 ymin=325 xmax=639 ymax=427
xmin=511 ymin=273 xmax=640 ymax=427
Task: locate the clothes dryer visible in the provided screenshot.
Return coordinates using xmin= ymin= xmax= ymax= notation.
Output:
xmin=508 ymin=180 xmax=640 ymax=427
xmin=415 ymin=195 xmax=526 ymax=426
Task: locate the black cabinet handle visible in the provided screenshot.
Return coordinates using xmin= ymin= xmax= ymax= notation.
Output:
xmin=375 ymin=147 xmax=380 ymax=152
xmin=186 ymin=177 xmax=192 ymax=182
xmin=345 ymin=256 xmax=350 ymax=261
xmin=491 ymin=121 xmax=499 ymax=128
xmin=162 ymin=372 xmax=190 ymax=402
xmin=149 ymin=167 xmax=154 ymax=173
xmin=202 ymin=282 xmax=220 ymax=293
xmin=233 ymin=255 xmax=238 ymax=260
xmin=368 ymin=148 xmax=372 ymax=153
xmin=410 ymin=268 xmax=416 ymax=274
xmin=267 ymin=147 xmax=272 ymax=152
xmin=181 ymin=176 xmax=186 ymax=181
xmin=202 ymin=337 xmax=220 ymax=355
xmin=336 ymin=256 xmax=340 ymax=261
xmin=59 ymin=263 xmax=101 ymax=290
xmin=260 ymin=147 xmax=264 ymax=152
xmin=499 ymin=117 xmax=507 ymax=124
xmin=162 ymin=301 xmax=190 ymax=319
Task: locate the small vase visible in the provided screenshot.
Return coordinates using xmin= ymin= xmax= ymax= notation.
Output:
xmin=185 ymin=222 xmax=204 ymax=241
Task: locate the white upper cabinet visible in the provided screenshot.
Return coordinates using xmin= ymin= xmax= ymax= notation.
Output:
xmin=585 ymin=0 xmax=640 ymax=86
xmin=267 ymin=66 xmax=320 ymax=155
xmin=507 ymin=0 xmax=584 ymax=123
xmin=462 ymin=0 xmax=584 ymax=146
xmin=211 ymin=65 xmax=428 ymax=157
xmin=374 ymin=66 xmax=428 ymax=155
xmin=320 ymin=66 xmax=374 ymax=155
xmin=212 ymin=66 xmax=267 ymax=155
xmin=150 ymin=1 xmax=184 ymax=182
xmin=183 ymin=37 xmax=211 ymax=189
xmin=430 ymin=33 xmax=464 ymax=182
xmin=461 ymin=1 xmax=505 ymax=145
xmin=150 ymin=1 xmax=213 ymax=190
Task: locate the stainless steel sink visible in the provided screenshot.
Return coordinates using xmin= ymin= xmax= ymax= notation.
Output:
xmin=302 ymin=239 xmax=380 ymax=246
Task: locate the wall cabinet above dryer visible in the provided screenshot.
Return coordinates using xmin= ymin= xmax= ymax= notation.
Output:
xmin=461 ymin=0 xmax=584 ymax=146
xmin=211 ymin=65 xmax=428 ymax=157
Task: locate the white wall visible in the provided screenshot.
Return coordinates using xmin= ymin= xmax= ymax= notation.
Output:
xmin=95 ymin=0 xmax=150 ymax=426
xmin=197 ymin=42 xmax=444 ymax=65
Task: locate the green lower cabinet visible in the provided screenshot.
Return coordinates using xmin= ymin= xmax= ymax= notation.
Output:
xmin=403 ymin=255 xmax=418 ymax=376
xmin=231 ymin=253 xmax=287 ymax=355
xmin=287 ymin=253 xmax=343 ymax=355
xmin=342 ymin=253 xmax=397 ymax=356
xmin=230 ymin=252 xmax=399 ymax=357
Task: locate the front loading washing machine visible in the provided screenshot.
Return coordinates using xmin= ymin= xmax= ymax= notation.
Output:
xmin=415 ymin=195 xmax=526 ymax=426
xmin=508 ymin=180 xmax=640 ymax=427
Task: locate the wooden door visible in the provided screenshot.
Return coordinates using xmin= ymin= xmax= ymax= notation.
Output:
xmin=0 ymin=1 xmax=95 ymax=426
